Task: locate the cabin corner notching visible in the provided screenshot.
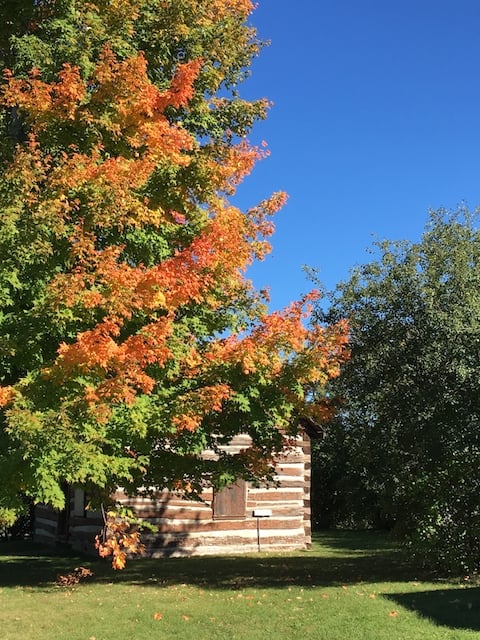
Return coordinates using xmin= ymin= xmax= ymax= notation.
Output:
xmin=34 ymin=433 xmax=315 ymax=557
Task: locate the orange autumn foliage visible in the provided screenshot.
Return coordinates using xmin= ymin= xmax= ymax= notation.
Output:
xmin=0 ymin=1 xmax=349 ymax=564
xmin=95 ymin=510 xmax=146 ymax=570
xmin=172 ymin=384 xmax=233 ymax=432
xmin=0 ymin=386 xmax=16 ymax=408
xmin=0 ymin=39 xmax=348 ymax=423
xmin=209 ymin=0 xmax=255 ymax=17
xmin=44 ymin=190 xmax=288 ymax=408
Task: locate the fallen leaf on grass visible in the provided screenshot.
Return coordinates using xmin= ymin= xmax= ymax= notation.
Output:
xmin=56 ymin=566 xmax=94 ymax=586
xmin=389 ymin=611 xmax=398 ymax=618
xmin=153 ymin=613 xmax=163 ymax=621
xmin=369 ymin=594 xmax=376 ymax=599
xmin=182 ymin=615 xmax=190 ymax=621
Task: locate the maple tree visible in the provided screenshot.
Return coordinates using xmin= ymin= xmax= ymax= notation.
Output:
xmin=0 ymin=0 xmax=349 ymax=551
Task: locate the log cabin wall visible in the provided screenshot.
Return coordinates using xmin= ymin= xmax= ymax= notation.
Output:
xmin=34 ymin=434 xmax=314 ymax=557
xmin=34 ymin=486 xmax=103 ymax=549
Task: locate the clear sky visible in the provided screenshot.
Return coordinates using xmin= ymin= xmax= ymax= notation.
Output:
xmin=234 ymin=0 xmax=480 ymax=311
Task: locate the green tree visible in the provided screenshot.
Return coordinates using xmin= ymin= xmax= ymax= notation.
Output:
xmin=0 ymin=0 xmax=349 ymax=537
xmin=322 ymin=208 xmax=480 ymax=571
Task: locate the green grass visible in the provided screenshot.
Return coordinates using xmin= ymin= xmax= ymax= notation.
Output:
xmin=1 ymin=531 xmax=479 ymax=639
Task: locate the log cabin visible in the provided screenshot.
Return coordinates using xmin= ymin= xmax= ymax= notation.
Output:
xmin=34 ymin=427 xmax=318 ymax=557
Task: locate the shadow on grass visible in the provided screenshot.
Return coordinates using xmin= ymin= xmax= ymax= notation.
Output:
xmin=0 ymin=542 xmax=90 ymax=588
xmin=385 ymin=587 xmax=480 ymax=632
xmin=315 ymin=530 xmax=398 ymax=552
xmin=0 ymin=531 xmax=417 ymax=590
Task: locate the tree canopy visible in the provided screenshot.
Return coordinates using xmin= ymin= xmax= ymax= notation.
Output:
xmin=0 ymin=0 xmax=349 ymax=531
xmin=321 ymin=209 xmax=480 ymax=571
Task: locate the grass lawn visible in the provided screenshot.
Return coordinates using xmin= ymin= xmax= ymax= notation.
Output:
xmin=1 ymin=530 xmax=479 ymax=640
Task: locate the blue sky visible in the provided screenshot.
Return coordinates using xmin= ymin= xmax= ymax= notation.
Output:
xmin=234 ymin=0 xmax=480 ymax=311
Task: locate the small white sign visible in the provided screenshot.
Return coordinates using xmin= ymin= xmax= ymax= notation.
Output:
xmin=252 ymin=509 xmax=272 ymax=517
